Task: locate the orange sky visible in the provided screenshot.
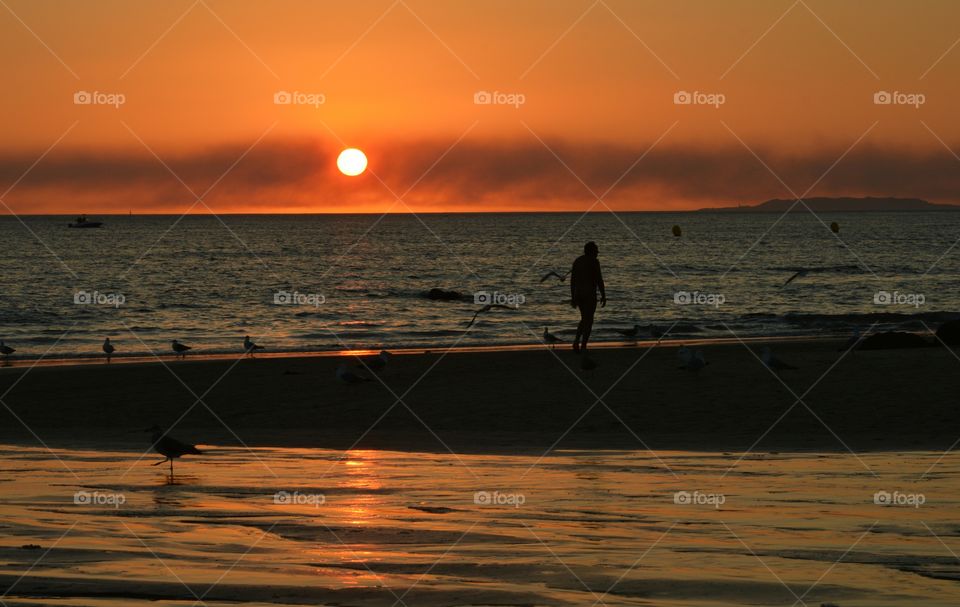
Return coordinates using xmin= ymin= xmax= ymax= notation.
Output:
xmin=2 ymin=0 xmax=960 ymax=213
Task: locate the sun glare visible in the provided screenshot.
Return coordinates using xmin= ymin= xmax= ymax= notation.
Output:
xmin=337 ymin=148 xmax=367 ymax=176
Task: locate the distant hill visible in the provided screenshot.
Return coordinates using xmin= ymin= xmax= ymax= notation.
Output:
xmin=697 ymin=197 xmax=960 ymax=212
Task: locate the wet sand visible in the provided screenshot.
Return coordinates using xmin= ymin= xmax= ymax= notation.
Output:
xmin=0 ymin=445 xmax=957 ymax=606
xmin=0 ymin=338 xmax=956 ymax=453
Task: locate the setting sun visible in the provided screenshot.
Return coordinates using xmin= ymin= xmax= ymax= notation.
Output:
xmin=337 ymin=148 xmax=367 ymax=177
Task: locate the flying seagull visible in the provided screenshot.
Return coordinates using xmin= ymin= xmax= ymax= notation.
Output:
xmin=782 ymin=269 xmax=809 ymax=287
xmin=146 ymin=425 xmax=201 ymax=474
xmin=171 ymin=340 xmax=192 ymax=359
xmin=102 ymin=338 xmax=115 ymax=362
xmin=337 ymin=363 xmax=372 ymax=384
xmin=540 ymin=270 xmax=570 ymax=283
xmin=543 ymin=327 xmax=562 ymax=348
xmin=677 ymin=346 xmax=708 ymax=373
xmin=761 ymin=346 xmax=797 ymax=373
xmin=465 ymin=303 xmax=516 ymax=329
xmin=0 ymin=341 xmax=15 ymax=357
xmin=243 ymin=335 xmax=264 ymax=357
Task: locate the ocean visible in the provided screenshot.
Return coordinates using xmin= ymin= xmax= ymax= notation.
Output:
xmin=1 ymin=212 xmax=958 ymax=360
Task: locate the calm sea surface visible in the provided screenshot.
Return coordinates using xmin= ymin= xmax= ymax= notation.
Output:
xmin=1 ymin=212 xmax=958 ymax=359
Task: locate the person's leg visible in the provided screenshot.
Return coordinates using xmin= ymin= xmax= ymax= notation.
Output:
xmin=580 ymin=299 xmax=597 ymax=352
xmin=573 ymin=308 xmax=585 ymax=352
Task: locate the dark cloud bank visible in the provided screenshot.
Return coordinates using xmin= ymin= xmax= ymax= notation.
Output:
xmin=1 ymin=137 xmax=958 ymax=212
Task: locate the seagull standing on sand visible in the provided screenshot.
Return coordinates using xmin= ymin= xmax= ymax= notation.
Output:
xmin=243 ymin=335 xmax=264 ymax=357
xmin=677 ymin=346 xmax=708 ymax=373
xmin=543 ymin=327 xmax=562 ymax=348
xmin=337 ymin=363 xmax=372 ymax=384
xmin=102 ymin=338 xmax=115 ymax=362
xmin=360 ymin=350 xmax=392 ymax=371
xmin=0 ymin=341 xmax=15 ymax=358
xmin=146 ymin=425 xmax=201 ymax=475
xmin=761 ymin=346 xmax=797 ymax=373
xmin=171 ymin=340 xmax=192 ymax=359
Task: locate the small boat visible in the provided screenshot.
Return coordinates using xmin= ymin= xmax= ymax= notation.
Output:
xmin=68 ymin=215 xmax=103 ymax=228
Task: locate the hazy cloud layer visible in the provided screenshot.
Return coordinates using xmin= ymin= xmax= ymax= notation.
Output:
xmin=1 ymin=138 xmax=958 ymax=213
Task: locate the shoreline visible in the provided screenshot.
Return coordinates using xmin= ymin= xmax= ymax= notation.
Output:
xmin=1 ymin=337 xmax=956 ymax=454
xmin=0 ymin=334 xmax=845 ymax=370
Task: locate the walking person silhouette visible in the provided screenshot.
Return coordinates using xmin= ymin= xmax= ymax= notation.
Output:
xmin=570 ymin=241 xmax=606 ymax=355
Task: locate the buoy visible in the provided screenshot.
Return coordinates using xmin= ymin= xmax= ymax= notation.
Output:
xmin=672 ymin=225 xmax=682 ymax=238
xmin=830 ymin=221 xmax=840 ymax=234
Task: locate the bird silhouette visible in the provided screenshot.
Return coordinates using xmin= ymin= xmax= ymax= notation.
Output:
xmin=359 ymin=350 xmax=392 ymax=371
xmin=243 ymin=335 xmax=264 ymax=357
xmin=146 ymin=425 xmax=201 ymax=474
xmin=543 ymin=327 xmax=562 ymax=348
xmin=0 ymin=341 xmax=16 ymax=358
xmin=539 ymin=270 xmax=569 ymax=283
xmin=171 ymin=340 xmax=191 ymax=359
xmin=465 ymin=303 xmax=516 ymax=329
xmin=102 ymin=338 xmax=115 ymax=363
xmin=782 ymin=269 xmax=809 ymax=287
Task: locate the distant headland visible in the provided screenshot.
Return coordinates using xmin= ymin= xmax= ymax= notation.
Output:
xmin=697 ymin=197 xmax=960 ymax=212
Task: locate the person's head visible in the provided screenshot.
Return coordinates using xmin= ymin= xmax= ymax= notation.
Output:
xmin=584 ymin=241 xmax=599 ymax=258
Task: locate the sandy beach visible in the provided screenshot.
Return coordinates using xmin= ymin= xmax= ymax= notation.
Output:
xmin=1 ymin=338 xmax=955 ymax=453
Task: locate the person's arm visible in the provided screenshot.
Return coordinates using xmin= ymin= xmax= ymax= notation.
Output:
xmin=596 ymin=261 xmax=606 ymax=307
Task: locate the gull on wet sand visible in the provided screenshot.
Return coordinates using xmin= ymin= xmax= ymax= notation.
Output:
xmin=243 ymin=335 xmax=264 ymax=356
xmin=0 ymin=341 xmax=16 ymax=357
xmin=172 ymin=340 xmax=192 ymax=359
xmin=146 ymin=425 xmax=201 ymax=474
xmin=102 ymin=338 xmax=115 ymax=362
xmin=360 ymin=350 xmax=392 ymax=371
xmin=543 ymin=327 xmax=562 ymax=348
